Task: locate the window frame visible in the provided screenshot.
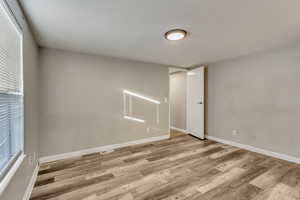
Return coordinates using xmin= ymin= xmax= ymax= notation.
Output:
xmin=0 ymin=0 xmax=25 ymax=196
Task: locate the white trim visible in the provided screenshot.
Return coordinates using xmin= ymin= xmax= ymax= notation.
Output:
xmin=40 ymin=135 xmax=170 ymax=163
xmin=206 ymin=136 xmax=300 ymax=164
xmin=22 ymin=163 xmax=39 ymax=200
xmin=0 ymin=154 xmax=26 ymax=196
xmin=171 ymin=126 xmax=187 ymax=133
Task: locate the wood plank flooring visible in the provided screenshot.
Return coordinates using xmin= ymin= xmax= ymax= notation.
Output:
xmin=31 ymin=131 xmax=300 ymax=200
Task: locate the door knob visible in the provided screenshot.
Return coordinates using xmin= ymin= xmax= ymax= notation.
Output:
xmin=197 ymin=102 xmax=203 ymax=104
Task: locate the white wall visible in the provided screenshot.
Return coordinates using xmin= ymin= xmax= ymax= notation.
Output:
xmin=170 ymin=72 xmax=186 ymax=130
xmin=207 ymin=44 xmax=300 ymax=157
xmin=39 ymin=48 xmax=170 ymax=157
xmin=1 ymin=1 xmax=39 ymax=200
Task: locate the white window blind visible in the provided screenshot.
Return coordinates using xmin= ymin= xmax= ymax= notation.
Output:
xmin=0 ymin=1 xmax=23 ymax=181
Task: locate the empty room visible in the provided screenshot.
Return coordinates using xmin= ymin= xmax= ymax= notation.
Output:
xmin=1 ymin=0 xmax=300 ymax=199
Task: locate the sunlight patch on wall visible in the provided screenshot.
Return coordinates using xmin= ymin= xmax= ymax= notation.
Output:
xmin=123 ymin=116 xmax=145 ymax=123
xmin=123 ymin=90 xmax=160 ymax=124
xmin=123 ymin=90 xmax=160 ymax=104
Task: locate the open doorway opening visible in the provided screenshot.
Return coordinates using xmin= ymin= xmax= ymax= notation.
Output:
xmin=169 ymin=66 xmax=205 ymax=139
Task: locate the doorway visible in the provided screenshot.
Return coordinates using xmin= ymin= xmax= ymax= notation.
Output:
xmin=169 ymin=66 xmax=205 ymax=139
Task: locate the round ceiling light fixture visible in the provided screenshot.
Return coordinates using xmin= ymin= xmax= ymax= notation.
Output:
xmin=165 ymin=29 xmax=187 ymax=41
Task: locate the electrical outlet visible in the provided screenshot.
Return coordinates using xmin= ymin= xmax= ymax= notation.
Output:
xmin=232 ymin=130 xmax=238 ymax=136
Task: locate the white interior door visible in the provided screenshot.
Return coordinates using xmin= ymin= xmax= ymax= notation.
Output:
xmin=187 ymin=67 xmax=205 ymax=139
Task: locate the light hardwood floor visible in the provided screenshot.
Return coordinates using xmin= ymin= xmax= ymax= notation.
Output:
xmin=31 ymin=130 xmax=300 ymax=200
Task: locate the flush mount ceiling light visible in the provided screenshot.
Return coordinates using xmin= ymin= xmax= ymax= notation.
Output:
xmin=165 ymin=29 xmax=187 ymax=41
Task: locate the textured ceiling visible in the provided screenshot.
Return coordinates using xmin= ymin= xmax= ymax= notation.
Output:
xmin=21 ymin=0 xmax=300 ymax=67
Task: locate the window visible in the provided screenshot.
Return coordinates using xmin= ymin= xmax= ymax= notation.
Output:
xmin=0 ymin=0 xmax=24 ymax=187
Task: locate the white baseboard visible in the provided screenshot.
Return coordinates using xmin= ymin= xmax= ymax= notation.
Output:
xmin=40 ymin=135 xmax=170 ymax=163
xmin=206 ymin=136 xmax=300 ymax=164
xmin=22 ymin=163 xmax=39 ymax=200
xmin=171 ymin=127 xmax=187 ymax=133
